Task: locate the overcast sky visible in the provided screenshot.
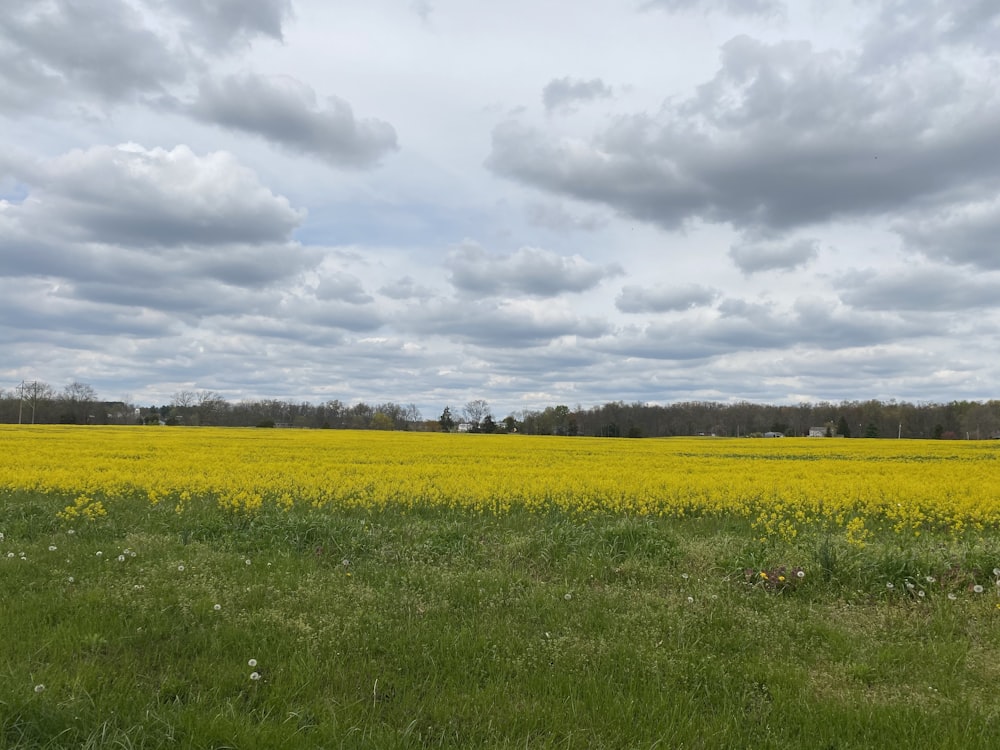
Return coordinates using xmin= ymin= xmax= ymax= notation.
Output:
xmin=2 ymin=0 xmax=1000 ymax=417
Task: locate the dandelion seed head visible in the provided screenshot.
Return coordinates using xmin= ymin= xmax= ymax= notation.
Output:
xmin=948 ymin=593 xmax=957 ymax=600
xmin=213 ymin=604 xmax=221 ymax=611
xmin=342 ymin=559 xmax=351 ymax=567
xmin=95 ymin=551 xmax=102 ymax=557
xmin=994 ymin=568 xmax=1000 ymax=577
xmin=34 ymin=684 xmax=44 ymax=693
xmin=906 ymin=582 xmax=915 ymax=590
xmin=681 ymin=573 xmax=689 ymax=580
xmin=66 ymin=529 xmax=75 ymax=535
xmin=886 ymin=582 xmax=895 ymax=589
xmin=245 ymin=559 xmax=251 ymax=566
xmin=248 ymin=658 xmax=257 ymax=667
xmin=973 ymin=584 xmax=984 ymax=594
xmin=564 ymin=593 xmax=572 ymax=601
xmin=48 ymin=545 xmax=57 ymax=552
xmin=250 ymin=671 xmax=261 ymax=681
xmin=926 ymin=576 xmax=935 ymax=583
xmin=686 ymin=596 xmax=694 ymax=603
xmin=67 ymin=577 xmax=74 ymax=583
xmin=177 ymin=564 xmax=185 ymax=572
xmin=6 ymin=552 xmax=13 ymax=558
xmin=796 ymin=570 xmax=805 ymax=578
xmin=918 ymin=590 xmax=926 ymax=597
xmin=117 ymin=555 xmax=125 ymax=563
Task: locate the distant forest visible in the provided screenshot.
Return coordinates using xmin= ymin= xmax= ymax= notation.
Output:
xmin=4 ymin=380 xmax=1000 ymax=439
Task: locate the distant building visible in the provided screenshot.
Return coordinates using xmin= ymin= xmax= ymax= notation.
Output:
xmin=808 ymin=426 xmax=828 ymax=437
xmin=456 ymin=422 xmax=472 ymax=433
xmin=763 ymin=431 xmax=784 ymax=438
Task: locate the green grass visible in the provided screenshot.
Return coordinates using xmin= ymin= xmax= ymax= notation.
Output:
xmin=3 ymin=494 xmax=1000 ymax=749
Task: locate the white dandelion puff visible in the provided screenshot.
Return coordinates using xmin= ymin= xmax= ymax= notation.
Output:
xmin=34 ymin=684 xmax=45 ymax=693
xmin=250 ymin=671 xmax=261 ymax=681
xmin=213 ymin=604 xmax=221 ymax=611
xmin=248 ymin=659 xmax=257 ymax=667
xmin=973 ymin=584 xmax=984 ymax=594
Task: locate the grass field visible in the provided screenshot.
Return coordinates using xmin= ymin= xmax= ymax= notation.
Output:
xmin=3 ymin=427 xmax=1000 ymax=748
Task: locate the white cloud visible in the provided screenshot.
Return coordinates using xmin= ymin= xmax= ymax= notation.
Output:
xmin=2 ymin=0 xmax=1000 ymax=412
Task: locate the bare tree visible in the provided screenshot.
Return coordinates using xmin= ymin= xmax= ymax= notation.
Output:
xmin=463 ymin=399 xmax=491 ymax=430
xmin=61 ymin=381 xmax=98 ymax=424
xmin=19 ymin=380 xmax=54 ymax=424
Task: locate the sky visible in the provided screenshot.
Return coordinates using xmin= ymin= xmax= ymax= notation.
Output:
xmin=2 ymin=0 xmax=1000 ymax=418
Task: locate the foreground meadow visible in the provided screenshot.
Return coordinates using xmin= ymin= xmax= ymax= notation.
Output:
xmin=3 ymin=426 xmax=1000 ymax=748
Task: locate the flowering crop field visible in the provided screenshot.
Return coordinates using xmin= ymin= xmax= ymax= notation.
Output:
xmin=1 ymin=424 xmax=999 ymax=542
xmin=5 ymin=425 xmax=1000 ymax=748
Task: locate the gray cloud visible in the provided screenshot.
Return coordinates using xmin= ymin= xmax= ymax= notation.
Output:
xmin=860 ymin=1 xmax=1000 ymax=67
xmin=543 ymin=77 xmax=614 ymax=114
xmin=597 ymin=298 xmax=934 ymax=361
xmin=16 ymin=143 xmax=305 ymax=248
xmin=488 ymin=34 xmax=1000 ymax=234
xmin=896 ymin=199 xmax=1000 ymax=270
xmin=161 ymin=0 xmax=292 ymax=49
xmin=0 ymin=0 xmax=182 ymax=110
xmin=525 ymin=201 xmax=606 ymax=232
xmin=315 ymin=272 xmax=374 ymax=305
xmin=642 ymin=0 xmax=785 ymax=17
xmin=407 ymin=299 xmax=611 ymax=349
xmin=616 ymin=283 xmax=719 ymax=313
xmin=729 ymin=236 xmax=818 ymax=273
xmin=378 ymin=276 xmax=436 ymax=301
xmin=189 ymin=73 xmax=399 ymax=168
xmin=446 ymin=242 xmax=623 ymax=297
xmin=836 ymin=266 xmax=1000 ymax=311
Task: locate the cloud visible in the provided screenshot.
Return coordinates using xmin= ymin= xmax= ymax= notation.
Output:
xmin=445 ymin=241 xmax=623 ymax=297
xmin=410 ymin=0 xmax=433 ymax=23
xmin=315 ymin=272 xmax=374 ymax=305
xmin=14 ymin=143 xmax=305 ymax=248
xmin=378 ymin=276 xmax=436 ymax=301
xmin=836 ymin=266 xmax=1000 ymax=311
xmin=160 ymin=0 xmax=293 ymax=49
xmin=487 ymin=34 xmax=1000 ymax=234
xmin=0 ymin=143 xmax=321 ymax=324
xmin=728 ymin=236 xmax=818 ymax=273
xmin=860 ymin=1 xmax=1000 ymax=67
xmin=641 ymin=0 xmax=785 ymax=17
xmin=616 ymin=283 xmax=719 ymax=313
xmin=525 ymin=201 xmax=606 ymax=232
xmin=407 ymin=299 xmax=611 ymax=348
xmin=543 ymin=77 xmax=614 ymax=114
xmin=896 ymin=199 xmax=1000 ymax=270
xmin=0 ymin=0 xmax=182 ymax=109
xmin=597 ymin=297 xmax=934 ymax=361
xmin=189 ymin=73 xmax=399 ymax=168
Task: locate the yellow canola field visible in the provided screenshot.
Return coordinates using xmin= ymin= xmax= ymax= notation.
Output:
xmin=2 ymin=425 xmax=999 ymax=540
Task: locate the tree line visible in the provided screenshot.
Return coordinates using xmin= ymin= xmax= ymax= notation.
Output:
xmin=2 ymin=380 xmax=999 ymax=439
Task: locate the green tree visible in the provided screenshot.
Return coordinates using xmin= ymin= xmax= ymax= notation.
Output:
xmin=371 ymin=412 xmax=393 ymax=430
xmin=439 ymin=406 xmax=455 ymax=432
xmin=837 ymin=416 xmax=851 ymax=438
